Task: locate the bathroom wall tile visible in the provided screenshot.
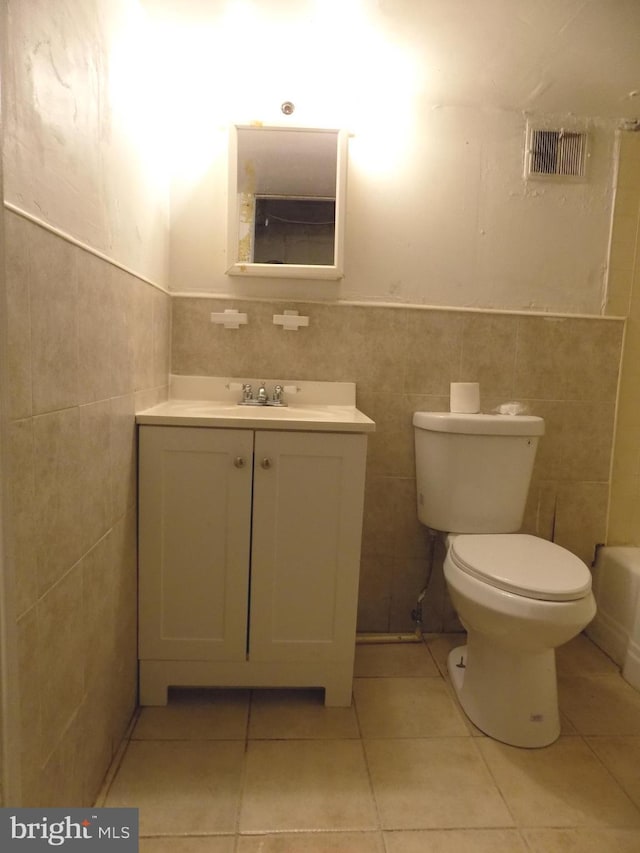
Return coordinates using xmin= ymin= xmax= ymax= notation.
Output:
xmin=240 ymin=740 xmax=377 ymax=832
xmin=560 ymin=401 xmax=616 ymax=482
xmin=561 ymin=319 xmax=623 ymax=402
xmin=365 ymin=738 xmax=513 ymax=829
xmin=8 ymin=419 xmax=38 ymax=617
xmin=110 ymin=393 xmax=137 ymax=523
xmin=81 ymin=533 xmax=115 ymax=698
xmin=16 ymin=606 xmax=43 ymax=805
xmin=105 ymin=740 xmax=246 ymax=835
xmin=131 ymin=280 xmax=155 ymax=391
xmin=38 ymin=708 xmax=86 ymax=807
xmin=77 ymin=251 xmax=114 ymax=403
xmin=4 ymin=211 xmax=33 ymax=419
xmin=77 ymin=400 xmax=112 ymax=555
xmin=554 ymin=482 xmax=608 ymax=565
xmin=389 ymin=554 xmax=433 ymax=633
xmin=384 ymin=829 xmax=529 ymax=853
xmin=134 ymin=689 xmax=250 ymax=741
xmin=172 ymin=297 xmax=225 ymax=376
xmin=248 ymin=689 xmax=359 ymax=740
xmin=29 ymin=225 xmax=78 ymax=415
xmin=356 ymin=554 xmax=393 ymax=632
xmin=152 ymin=288 xmax=171 ymax=388
xmin=110 ymin=267 xmax=136 ymax=396
xmin=108 ymin=508 xmax=138 ymax=752
xmin=393 ymin=478 xmax=432 ymax=560
xmin=32 ymin=407 xmax=85 ymax=594
xmin=403 ymin=310 xmax=464 ymax=395
xmin=361 ymin=475 xmax=401 ymax=558
xmin=460 ymin=312 xmax=518 ymax=399
xmin=477 ymin=736 xmax=640 ymax=827
xmin=521 ymin=480 xmax=557 ymax=540
xmin=338 ymin=305 xmax=408 ymax=394
xmin=354 ymin=677 xmax=468 ymax=738
xmin=514 ymin=316 xmax=571 ymax=400
xmin=523 ymin=828 xmax=640 ymax=853
xmin=37 ymin=564 xmax=85 ymax=758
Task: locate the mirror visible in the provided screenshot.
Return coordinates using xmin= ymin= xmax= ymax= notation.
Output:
xmin=226 ymin=125 xmax=348 ymax=280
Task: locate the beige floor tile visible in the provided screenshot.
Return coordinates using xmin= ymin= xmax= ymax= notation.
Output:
xmin=354 ymin=677 xmax=468 ymax=738
xmin=133 ymin=689 xmax=250 ymax=741
xmin=354 ymin=641 xmax=440 ymax=677
xmin=104 ymin=740 xmax=245 ymax=835
xmin=140 ymin=838 xmax=234 ymax=852
xmin=383 ymin=828 xmax=529 ymax=852
xmin=424 ymin=633 xmax=466 ymax=677
xmin=237 ymin=830 xmax=385 ymax=851
xmin=477 ymin=736 xmax=640 ymax=828
xmin=558 ymin=674 xmax=640 ymax=735
xmin=364 ymin=738 xmax=513 ymax=830
xmin=522 ymin=827 xmax=640 ymax=852
xmin=240 ymin=740 xmax=377 ymax=833
xmin=248 ymin=689 xmax=359 ymax=739
xmin=586 ymin=737 xmax=640 ymax=808
xmin=556 ymin=634 xmax=620 ymax=676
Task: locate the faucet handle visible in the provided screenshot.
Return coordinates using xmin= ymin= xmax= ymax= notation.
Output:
xmin=272 ymin=384 xmax=283 ymax=403
xmin=241 ymin=383 xmax=253 ymax=402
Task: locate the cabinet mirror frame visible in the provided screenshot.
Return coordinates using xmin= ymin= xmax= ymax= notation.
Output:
xmin=226 ymin=124 xmax=348 ymax=281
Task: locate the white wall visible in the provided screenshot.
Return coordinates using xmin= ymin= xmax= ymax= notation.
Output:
xmin=154 ymin=0 xmax=631 ymax=314
xmin=3 ymin=0 xmax=170 ymax=285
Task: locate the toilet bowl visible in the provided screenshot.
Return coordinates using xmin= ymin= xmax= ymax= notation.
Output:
xmin=444 ymin=533 xmax=596 ymax=747
xmin=413 ymin=410 xmax=597 ymax=748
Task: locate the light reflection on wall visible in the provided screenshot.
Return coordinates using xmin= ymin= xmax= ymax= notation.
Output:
xmin=140 ymin=0 xmax=425 ymax=184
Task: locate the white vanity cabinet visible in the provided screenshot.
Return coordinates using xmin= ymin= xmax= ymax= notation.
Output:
xmin=138 ymin=424 xmax=368 ymax=706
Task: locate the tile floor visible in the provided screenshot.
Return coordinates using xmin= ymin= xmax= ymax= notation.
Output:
xmin=99 ymin=634 xmax=640 ymax=852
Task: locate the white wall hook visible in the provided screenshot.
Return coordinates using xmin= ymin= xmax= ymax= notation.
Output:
xmin=210 ymin=309 xmax=248 ymax=329
xmin=273 ymin=310 xmax=309 ymax=331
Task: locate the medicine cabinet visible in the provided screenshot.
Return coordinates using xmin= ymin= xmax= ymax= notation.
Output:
xmin=226 ymin=125 xmax=348 ymax=280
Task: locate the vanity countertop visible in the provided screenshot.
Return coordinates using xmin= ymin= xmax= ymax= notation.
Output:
xmin=136 ymin=376 xmax=375 ymax=434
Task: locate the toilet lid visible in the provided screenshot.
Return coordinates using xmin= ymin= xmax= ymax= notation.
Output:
xmin=449 ymin=534 xmax=592 ymax=601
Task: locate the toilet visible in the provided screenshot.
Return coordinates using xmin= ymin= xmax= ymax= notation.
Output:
xmin=413 ymin=411 xmax=596 ymax=748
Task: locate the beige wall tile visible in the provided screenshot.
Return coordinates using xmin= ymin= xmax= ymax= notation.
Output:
xmin=77 ymin=251 xmax=114 ymax=403
xmin=460 ymin=312 xmax=518 ymax=398
xmin=110 ymin=393 xmax=137 ymax=523
xmin=4 ymin=211 xmax=33 ymax=419
xmin=523 ymin=828 xmax=640 ymax=853
xmin=8 ymin=419 xmax=38 ymax=617
xmin=29 ymin=226 xmax=78 ymax=415
xmin=37 ymin=565 xmax=85 ymax=760
xmin=554 ymin=482 xmax=609 ymax=565
xmin=131 ymin=281 xmax=155 ymax=391
xmin=404 ymin=310 xmax=464 ymax=395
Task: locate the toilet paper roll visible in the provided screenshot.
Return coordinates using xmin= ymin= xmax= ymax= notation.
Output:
xmin=450 ymin=382 xmax=480 ymax=414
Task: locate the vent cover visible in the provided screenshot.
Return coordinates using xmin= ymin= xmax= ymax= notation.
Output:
xmin=525 ymin=125 xmax=588 ymax=180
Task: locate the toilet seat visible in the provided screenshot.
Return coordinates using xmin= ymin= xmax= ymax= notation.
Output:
xmin=449 ymin=534 xmax=592 ymax=602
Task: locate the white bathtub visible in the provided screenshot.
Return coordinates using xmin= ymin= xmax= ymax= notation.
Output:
xmin=587 ymin=546 xmax=640 ymax=691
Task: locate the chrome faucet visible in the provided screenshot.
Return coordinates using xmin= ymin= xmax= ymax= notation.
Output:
xmin=257 ymin=382 xmax=268 ymax=403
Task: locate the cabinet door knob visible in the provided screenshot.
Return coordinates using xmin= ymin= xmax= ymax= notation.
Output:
xmin=261 ymin=457 xmax=272 ymax=470
xmin=234 ymin=456 xmax=246 ymax=468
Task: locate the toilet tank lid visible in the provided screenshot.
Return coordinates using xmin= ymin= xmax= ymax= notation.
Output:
xmin=413 ymin=411 xmax=545 ymax=436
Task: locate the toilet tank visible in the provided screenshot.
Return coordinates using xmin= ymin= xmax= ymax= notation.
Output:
xmin=413 ymin=412 xmax=545 ymax=534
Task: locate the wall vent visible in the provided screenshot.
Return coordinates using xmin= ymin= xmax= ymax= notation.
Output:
xmin=525 ymin=125 xmax=588 ymax=181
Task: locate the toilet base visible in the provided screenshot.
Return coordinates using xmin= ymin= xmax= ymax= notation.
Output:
xmin=448 ymin=641 xmax=560 ymax=748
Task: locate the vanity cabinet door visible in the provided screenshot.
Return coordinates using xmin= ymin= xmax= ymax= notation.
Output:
xmin=249 ymin=430 xmax=367 ymax=663
xmin=138 ymin=425 xmax=253 ymax=662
